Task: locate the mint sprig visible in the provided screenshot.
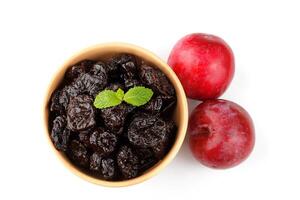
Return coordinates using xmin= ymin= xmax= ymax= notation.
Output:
xmin=93 ymin=90 xmax=123 ymax=109
xmin=93 ymin=86 xmax=153 ymax=109
xmin=123 ymin=86 xmax=154 ymax=106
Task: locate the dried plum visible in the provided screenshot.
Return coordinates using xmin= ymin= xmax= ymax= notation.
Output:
xmin=100 ymin=103 xmax=134 ymax=134
xmin=152 ymin=120 xmax=176 ymax=158
xmin=135 ymin=148 xmax=157 ymax=171
xmin=78 ymin=131 xmax=90 ymax=147
xmin=90 ymin=152 xmax=102 ymax=171
xmin=64 ymin=84 xmax=79 ymax=97
xmin=68 ymin=140 xmax=89 ymax=167
xmin=65 ymin=60 xmax=95 ymax=81
xmin=101 ymin=158 xmax=116 ymax=180
xmin=89 ymin=153 xmax=116 ymax=180
xmin=117 ymin=145 xmax=139 ymax=179
xmin=51 ymin=115 xmax=70 ymax=151
xmin=50 ymin=89 xmax=69 ymax=113
xmin=139 ymin=64 xmax=175 ymax=96
xmin=143 ymin=95 xmax=163 ymax=113
xmin=89 ymin=128 xmax=117 ymax=155
xmin=105 ymin=82 xmax=124 ymax=91
xmin=109 ymin=54 xmax=139 ymax=87
xmin=89 ymin=61 xmax=107 ymax=77
xmin=161 ymin=96 xmax=176 ymax=115
xmin=72 ymin=73 xmax=107 ymax=97
xmin=50 ymin=83 xmax=86 ymax=113
xmin=109 ymin=54 xmax=137 ymax=77
xmin=124 ymin=78 xmax=141 ymax=89
xmin=67 ymin=95 xmax=96 ymax=131
xmin=128 ymin=113 xmax=168 ymax=148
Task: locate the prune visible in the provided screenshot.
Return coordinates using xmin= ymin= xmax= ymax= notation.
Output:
xmin=72 ymin=73 xmax=107 ymax=97
xmin=64 ymin=84 xmax=79 ymax=97
xmin=89 ymin=128 xmax=117 ymax=155
xmin=105 ymin=82 xmax=124 ymax=91
xmin=89 ymin=153 xmax=116 ymax=180
xmin=78 ymin=131 xmax=90 ymax=147
xmin=135 ymin=148 xmax=157 ymax=171
xmin=119 ymin=54 xmax=137 ymax=77
xmin=109 ymin=54 xmax=138 ymax=85
xmin=110 ymin=54 xmax=137 ymax=76
xmin=65 ymin=60 xmax=95 ymax=81
xmin=68 ymin=140 xmax=89 ymax=167
xmin=152 ymin=142 xmax=167 ymax=159
xmin=161 ymin=96 xmax=176 ymax=112
xmin=50 ymin=89 xmax=69 ymax=113
xmin=128 ymin=113 xmax=168 ymax=148
xmin=139 ymin=64 xmax=175 ymax=96
xmin=100 ymin=103 xmax=134 ymax=134
xmin=89 ymin=61 xmax=107 ymax=77
xmin=165 ymin=120 xmax=176 ymax=133
xmin=143 ymin=95 xmax=163 ymax=113
xmin=117 ymin=145 xmax=139 ymax=179
xmin=90 ymin=152 xmax=102 ymax=171
xmin=101 ymin=158 xmax=116 ymax=180
xmin=51 ymin=115 xmax=70 ymax=151
xmin=142 ymin=95 xmax=177 ymax=116
xmin=67 ymin=95 xmax=96 ymax=131
xmin=152 ymin=120 xmax=176 ymax=158
xmin=124 ymin=78 xmax=141 ymax=89
xmin=50 ymin=83 xmax=87 ymax=113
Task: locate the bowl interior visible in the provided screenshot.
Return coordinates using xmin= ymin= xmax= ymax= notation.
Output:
xmin=44 ymin=43 xmax=188 ymax=187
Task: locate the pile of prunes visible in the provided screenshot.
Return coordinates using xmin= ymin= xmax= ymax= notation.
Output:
xmin=48 ymin=54 xmax=177 ymax=180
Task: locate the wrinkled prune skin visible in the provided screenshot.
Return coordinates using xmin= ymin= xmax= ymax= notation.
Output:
xmin=67 ymin=95 xmax=96 ymax=131
xmin=51 ymin=115 xmax=70 ymax=151
xmin=117 ymin=145 xmax=139 ymax=179
xmin=118 ymin=54 xmax=137 ymax=78
xmin=89 ymin=61 xmax=107 ymax=77
xmin=50 ymin=89 xmax=69 ymax=113
xmin=78 ymin=131 xmax=90 ymax=147
xmin=64 ymin=84 xmax=79 ymax=97
xmin=72 ymin=73 xmax=107 ymax=98
xmin=128 ymin=113 xmax=168 ymax=148
xmin=135 ymin=147 xmax=157 ymax=171
xmin=68 ymin=140 xmax=89 ymax=167
xmin=89 ymin=153 xmax=116 ymax=180
xmin=100 ymin=103 xmax=134 ymax=134
xmin=143 ymin=95 xmax=163 ymax=113
xmin=90 ymin=152 xmax=102 ymax=171
xmin=110 ymin=54 xmax=137 ymax=77
xmin=101 ymin=158 xmax=116 ymax=180
xmin=65 ymin=60 xmax=95 ymax=81
xmin=124 ymin=78 xmax=141 ymax=89
xmin=161 ymin=96 xmax=176 ymax=114
xmin=89 ymin=128 xmax=117 ymax=155
xmin=109 ymin=54 xmax=140 ymax=88
xmin=152 ymin=120 xmax=176 ymax=158
xmin=105 ymin=82 xmax=125 ymax=91
xmin=139 ymin=64 xmax=175 ymax=96
xmin=58 ymin=68 xmax=107 ymax=111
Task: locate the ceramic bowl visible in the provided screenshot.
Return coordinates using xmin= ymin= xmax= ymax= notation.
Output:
xmin=43 ymin=42 xmax=188 ymax=187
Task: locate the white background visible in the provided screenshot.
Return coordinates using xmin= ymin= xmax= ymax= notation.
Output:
xmin=0 ymin=0 xmax=299 ymax=199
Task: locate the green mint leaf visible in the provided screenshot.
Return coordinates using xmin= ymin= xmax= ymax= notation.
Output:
xmin=123 ymin=86 xmax=153 ymax=106
xmin=93 ymin=90 xmax=122 ymax=109
xmin=116 ymin=88 xmax=124 ymax=100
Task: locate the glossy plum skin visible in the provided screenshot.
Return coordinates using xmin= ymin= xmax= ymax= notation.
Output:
xmin=188 ymin=99 xmax=255 ymax=169
xmin=168 ymin=33 xmax=235 ymax=100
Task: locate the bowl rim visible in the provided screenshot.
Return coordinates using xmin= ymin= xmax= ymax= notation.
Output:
xmin=43 ymin=42 xmax=188 ymax=187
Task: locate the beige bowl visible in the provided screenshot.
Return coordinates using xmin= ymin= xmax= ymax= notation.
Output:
xmin=43 ymin=42 xmax=188 ymax=187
